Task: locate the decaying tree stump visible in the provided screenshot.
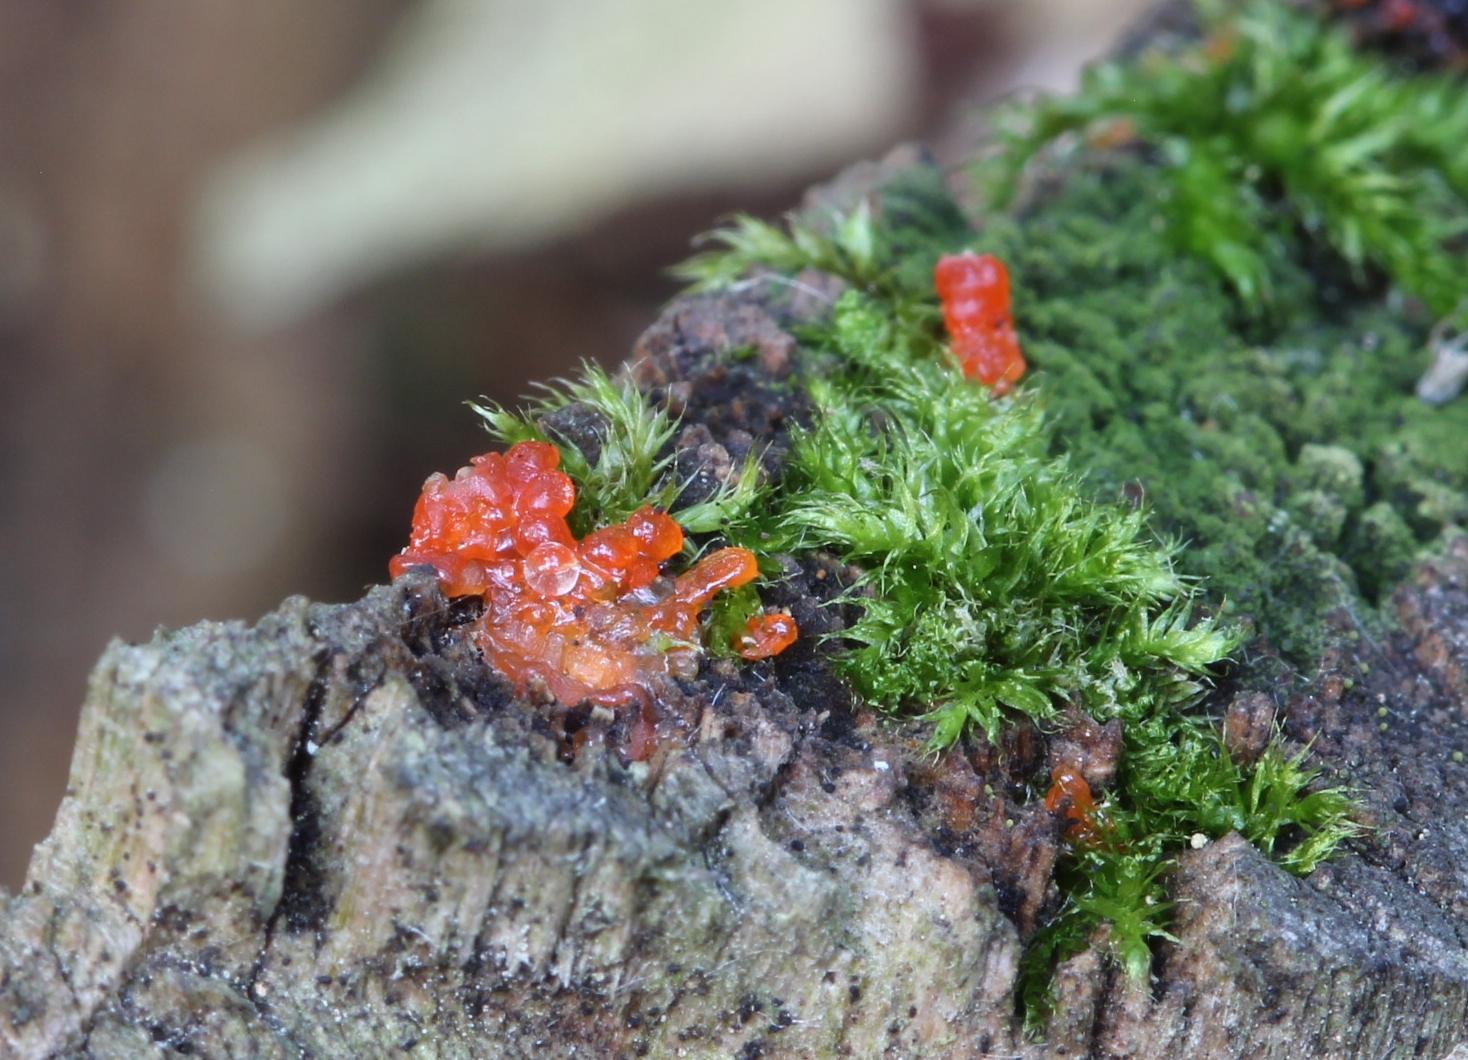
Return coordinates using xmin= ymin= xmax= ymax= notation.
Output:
xmin=7 ymin=8 xmax=1468 ymax=1058
xmin=6 ymin=277 xmax=1468 ymax=1055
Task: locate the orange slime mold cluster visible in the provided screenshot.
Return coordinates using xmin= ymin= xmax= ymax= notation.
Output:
xmin=934 ymin=252 xmax=1027 ymax=395
xmin=389 ymin=441 xmax=796 ymax=710
xmin=1043 ymin=764 xmax=1110 ymax=847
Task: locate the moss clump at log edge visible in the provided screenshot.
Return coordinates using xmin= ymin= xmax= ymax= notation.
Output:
xmin=667 ymin=168 xmax=1356 ymax=1024
xmin=470 ymin=0 xmax=1467 ymax=1032
xmin=982 ymin=155 xmax=1468 ymax=665
xmin=987 ymin=0 xmax=1468 ymax=313
xmin=974 ymin=0 xmax=1468 ymax=665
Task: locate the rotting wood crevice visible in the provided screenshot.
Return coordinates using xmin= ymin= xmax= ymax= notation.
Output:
xmin=247 ymin=649 xmax=333 ymax=1000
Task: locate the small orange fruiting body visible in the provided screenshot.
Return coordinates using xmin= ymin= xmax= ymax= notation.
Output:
xmin=390 ymin=440 xmax=796 ymax=710
xmin=736 ymin=611 xmax=799 ymax=660
xmin=1043 ymin=764 xmax=1110 ymax=847
xmin=934 ymin=252 xmax=1027 ymax=395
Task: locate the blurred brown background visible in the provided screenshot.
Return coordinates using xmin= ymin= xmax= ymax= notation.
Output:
xmin=0 ymin=0 xmax=1146 ymax=887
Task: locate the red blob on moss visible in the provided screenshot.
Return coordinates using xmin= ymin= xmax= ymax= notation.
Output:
xmin=390 ymin=440 xmax=796 ymax=715
xmin=736 ymin=611 xmax=799 ymax=660
xmin=935 ymin=251 xmax=1027 ymax=395
xmin=1043 ymin=764 xmax=1112 ymax=847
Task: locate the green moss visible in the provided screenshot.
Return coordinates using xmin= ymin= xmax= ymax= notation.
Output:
xmin=753 ymin=291 xmax=1234 ymax=748
xmin=1348 ymin=502 xmax=1418 ymax=598
xmin=1019 ymin=736 xmax=1358 ymax=1021
xmin=672 ymin=174 xmax=1362 ymax=1012
xmin=976 ymin=157 xmax=1468 ymax=661
xmin=967 ymin=0 xmax=1468 ymax=657
xmin=1294 ymin=444 xmax=1364 ymax=506
xmin=986 ymin=0 xmax=1468 ymax=313
xmin=471 ymin=363 xmax=765 ymax=538
xmin=701 ymin=583 xmax=763 ymax=660
xmin=1291 ymin=444 xmax=1365 ymax=545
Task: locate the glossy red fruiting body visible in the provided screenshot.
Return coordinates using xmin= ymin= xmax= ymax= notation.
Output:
xmin=934 ymin=251 xmax=1027 ymax=395
xmin=390 ymin=441 xmax=797 ymax=728
xmin=735 ymin=612 xmax=799 ymax=660
xmin=1043 ymin=764 xmax=1110 ymax=847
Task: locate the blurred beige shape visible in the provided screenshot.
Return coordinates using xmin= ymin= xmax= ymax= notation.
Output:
xmin=1417 ymin=327 xmax=1468 ymax=406
xmin=992 ymin=0 xmax=1156 ymax=89
xmin=196 ymin=0 xmax=920 ymax=328
xmin=143 ymin=435 xmax=291 ymax=577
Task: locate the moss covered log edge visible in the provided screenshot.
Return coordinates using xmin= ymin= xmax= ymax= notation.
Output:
xmin=468 ymin=0 xmax=1468 ymax=1030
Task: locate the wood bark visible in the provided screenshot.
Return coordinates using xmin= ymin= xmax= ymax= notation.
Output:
xmin=7 ymin=319 xmax=1468 ymax=1059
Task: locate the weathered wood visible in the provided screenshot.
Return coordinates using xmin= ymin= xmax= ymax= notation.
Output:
xmin=1 ymin=571 xmax=1024 ymax=1057
xmin=7 ymin=301 xmax=1468 ymax=1056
